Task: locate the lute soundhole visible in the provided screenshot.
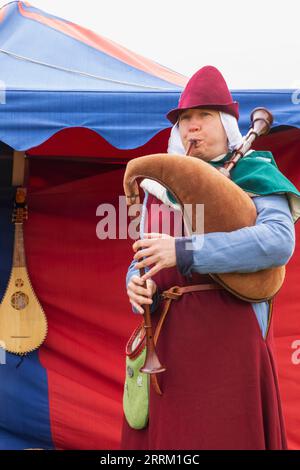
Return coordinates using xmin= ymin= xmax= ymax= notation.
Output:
xmin=11 ymin=291 xmax=29 ymax=310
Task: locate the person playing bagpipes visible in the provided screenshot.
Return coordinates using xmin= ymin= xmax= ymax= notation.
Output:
xmin=122 ymin=66 xmax=300 ymax=450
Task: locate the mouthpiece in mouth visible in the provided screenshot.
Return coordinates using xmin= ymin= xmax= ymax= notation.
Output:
xmin=186 ymin=139 xmax=199 ymax=156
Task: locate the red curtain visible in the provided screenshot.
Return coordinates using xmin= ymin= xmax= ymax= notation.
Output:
xmin=253 ymin=128 xmax=300 ymax=450
xmin=23 ymin=127 xmax=300 ymax=449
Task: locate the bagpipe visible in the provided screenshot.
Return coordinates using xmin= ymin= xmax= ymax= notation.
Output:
xmin=123 ymin=108 xmax=285 ymax=379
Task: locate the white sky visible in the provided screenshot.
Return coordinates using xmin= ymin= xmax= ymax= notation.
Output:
xmin=1 ymin=0 xmax=300 ymax=89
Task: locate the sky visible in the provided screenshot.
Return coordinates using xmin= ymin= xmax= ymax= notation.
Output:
xmin=0 ymin=0 xmax=299 ymax=89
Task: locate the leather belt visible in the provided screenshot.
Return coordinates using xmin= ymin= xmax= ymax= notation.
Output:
xmin=154 ymin=283 xmax=224 ymax=343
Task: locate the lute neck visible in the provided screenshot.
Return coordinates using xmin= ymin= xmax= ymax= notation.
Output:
xmin=13 ymin=223 xmax=26 ymax=268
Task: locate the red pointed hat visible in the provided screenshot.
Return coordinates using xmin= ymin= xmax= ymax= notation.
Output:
xmin=166 ymin=65 xmax=239 ymax=124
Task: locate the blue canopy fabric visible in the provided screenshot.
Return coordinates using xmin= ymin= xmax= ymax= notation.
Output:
xmin=0 ymin=2 xmax=299 ymax=152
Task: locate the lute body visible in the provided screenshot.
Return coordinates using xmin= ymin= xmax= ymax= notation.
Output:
xmin=0 ymin=189 xmax=47 ymax=354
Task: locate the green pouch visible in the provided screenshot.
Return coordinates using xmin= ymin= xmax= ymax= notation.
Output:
xmin=123 ymin=323 xmax=150 ymax=430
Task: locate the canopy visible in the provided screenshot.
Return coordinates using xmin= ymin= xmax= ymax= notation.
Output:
xmin=0 ymin=1 xmax=300 ymax=152
xmin=0 ymin=1 xmax=299 ymax=451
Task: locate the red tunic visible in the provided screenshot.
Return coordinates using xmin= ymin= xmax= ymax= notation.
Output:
xmin=121 ymin=193 xmax=287 ymax=450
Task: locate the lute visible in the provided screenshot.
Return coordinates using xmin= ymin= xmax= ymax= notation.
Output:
xmin=0 ymin=187 xmax=47 ymax=355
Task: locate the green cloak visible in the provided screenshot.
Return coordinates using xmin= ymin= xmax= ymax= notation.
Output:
xmin=167 ymin=150 xmax=300 ymax=223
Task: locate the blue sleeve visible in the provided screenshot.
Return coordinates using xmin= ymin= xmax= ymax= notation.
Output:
xmin=175 ymin=194 xmax=296 ymax=276
xmin=126 ymin=191 xmax=161 ymax=314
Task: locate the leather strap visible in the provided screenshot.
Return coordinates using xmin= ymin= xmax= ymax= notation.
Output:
xmin=12 ymin=151 xmax=28 ymax=187
xmin=154 ymin=283 xmax=224 ymax=345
